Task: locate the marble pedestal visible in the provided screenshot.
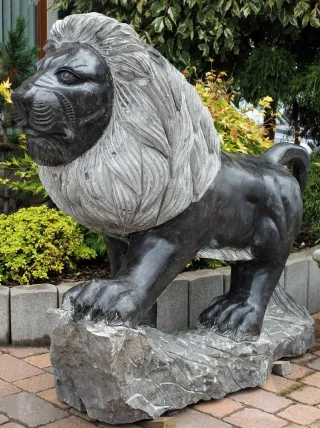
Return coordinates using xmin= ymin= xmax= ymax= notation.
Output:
xmin=48 ymin=285 xmax=314 ymax=425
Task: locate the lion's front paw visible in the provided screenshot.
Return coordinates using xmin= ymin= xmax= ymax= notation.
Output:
xmin=199 ymin=295 xmax=263 ymax=341
xmin=61 ymin=279 xmax=142 ymax=327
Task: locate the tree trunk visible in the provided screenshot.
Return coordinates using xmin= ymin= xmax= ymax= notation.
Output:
xmin=292 ymin=98 xmax=300 ymax=145
xmin=263 ymin=100 xmax=277 ymax=141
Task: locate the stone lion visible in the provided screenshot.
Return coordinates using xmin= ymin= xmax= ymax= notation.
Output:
xmin=12 ymin=13 xmax=309 ymax=341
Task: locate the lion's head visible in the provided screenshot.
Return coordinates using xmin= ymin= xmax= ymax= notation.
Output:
xmin=12 ymin=13 xmax=221 ymax=236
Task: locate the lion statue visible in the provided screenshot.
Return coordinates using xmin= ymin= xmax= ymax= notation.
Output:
xmin=12 ymin=13 xmax=309 ymax=341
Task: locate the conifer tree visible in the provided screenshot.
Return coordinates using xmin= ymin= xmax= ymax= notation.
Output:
xmin=0 ymin=17 xmax=38 ymax=89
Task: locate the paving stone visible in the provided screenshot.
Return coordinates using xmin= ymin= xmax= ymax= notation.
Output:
xmin=0 ymin=392 xmax=68 ymax=427
xmin=290 ymin=353 xmax=317 ymax=364
xmin=301 ymin=371 xmax=320 ymax=387
xmin=184 ymin=270 xmax=223 ymax=327
xmin=284 ymin=258 xmax=308 ymax=307
xmin=45 ymin=367 xmax=55 ymax=374
xmin=42 ymin=416 xmax=96 ymax=427
xmin=284 ymin=364 xmax=314 ymax=381
xmin=137 ymin=417 xmax=175 ymax=428
xmin=97 ymin=423 xmax=141 ymax=428
xmin=0 ymin=414 xmax=9 ymax=424
xmin=224 ymin=408 xmax=288 ymax=428
xmin=0 ymin=354 xmax=43 ymax=382
xmin=314 ymin=350 xmax=320 ymax=356
xmin=193 ymin=398 xmax=243 ymax=418
xmin=260 ymin=374 xmax=301 ymax=394
xmin=175 ymin=408 xmax=231 ymax=428
xmin=11 ymin=284 xmax=58 ymax=346
xmin=307 ymin=257 xmax=320 ymax=314
xmin=0 ymin=287 xmax=9 ymax=345
xmin=229 ymin=387 xmax=292 ymax=413
xmin=287 ymin=385 xmax=320 ymax=405
xmin=277 ymin=403 xmax=320 ymax=426
xmin=37 ymin=388 xmax=70 ymax=409
xmin=308 ymin=342 xmax=320 ymax=353
xmin=97 ymin=424 xmax=141 ymax=428
xmin=24 ymin=353 xmax=51 ymax=368
xmin=306 ymin=357 xmax=320 ymax=371
xmin=0 ymin=378 xmax=20 ymax=398
xmin=157 ymin=275 xmax=188 ymax=333
xmin=13 ymin=373 xmax=55 ymax=393
xmin=215 ymin=266 xmax=231 ymax=293
xmin=4 ymin=347 xmax=49 ymax=359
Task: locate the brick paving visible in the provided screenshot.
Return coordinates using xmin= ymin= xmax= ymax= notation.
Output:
xmin=2 ymin=319 xmax=320 ymax=427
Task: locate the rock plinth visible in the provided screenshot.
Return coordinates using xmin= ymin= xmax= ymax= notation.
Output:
xmin=48 ymin=285 xmax=314 ymax=425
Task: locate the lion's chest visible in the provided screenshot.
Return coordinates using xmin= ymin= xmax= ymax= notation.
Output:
xmin=38 ymin=165 xmax=128 ymax=237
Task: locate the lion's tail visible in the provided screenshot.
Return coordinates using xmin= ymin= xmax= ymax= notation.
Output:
xmin=262 ymin=142 xmax=310 ymax=193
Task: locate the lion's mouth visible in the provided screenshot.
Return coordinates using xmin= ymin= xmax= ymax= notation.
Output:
xmin=23 ymin=127 xmax=65 ymax=139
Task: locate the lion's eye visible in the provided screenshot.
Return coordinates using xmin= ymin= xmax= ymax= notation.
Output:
xmin=57 ymin=70 xmax=80 ymax=85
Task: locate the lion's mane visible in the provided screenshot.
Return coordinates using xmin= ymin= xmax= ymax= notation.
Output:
xmin=39 ymin=13 xmax=221 ymax=237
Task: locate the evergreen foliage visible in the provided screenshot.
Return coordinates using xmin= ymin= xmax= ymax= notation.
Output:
xmin=0 ymin=17 xmax=38 ymax=89
xmin=49 ymin=0 xmax=320 ymax=74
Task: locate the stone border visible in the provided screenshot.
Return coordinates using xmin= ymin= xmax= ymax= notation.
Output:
xmin=1 ymin=246 xmax=320 ymax=346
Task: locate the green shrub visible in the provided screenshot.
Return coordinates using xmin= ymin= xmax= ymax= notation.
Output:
xmin=302 ymin=155 xmax=320 ymax=242
xmin=0 ymin=206 xmax=96 ymax=284
xmin=195 ymin=70 xmax=272 ymax=155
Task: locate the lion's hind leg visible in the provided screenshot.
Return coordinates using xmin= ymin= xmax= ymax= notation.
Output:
xmin=199 ymin=259 xmax=286 ymax=341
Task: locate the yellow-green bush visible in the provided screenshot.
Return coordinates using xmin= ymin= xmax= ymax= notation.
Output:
xmin=195 ymin=71 xmax=272 ymax=155
xmin=0 ymin=206 xmax=96 ymax=284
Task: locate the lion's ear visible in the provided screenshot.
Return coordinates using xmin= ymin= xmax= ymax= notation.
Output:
xmin=109 ymin=51 xmax=153 ymax=84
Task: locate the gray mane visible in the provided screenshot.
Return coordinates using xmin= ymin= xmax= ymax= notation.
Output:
xmin=40 ymin=13 xmax=221 ymax=236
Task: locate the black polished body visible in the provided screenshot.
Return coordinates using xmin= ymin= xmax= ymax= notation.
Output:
xmin=12 ymin=41 xmax=310 ymax=341
xmin=57 ymin=148 xmax=307 ymax=340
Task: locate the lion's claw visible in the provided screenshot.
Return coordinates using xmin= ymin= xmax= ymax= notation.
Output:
xmin=199 ymin=295 xmax=263 ymax=341
xmin=61 ymin=279 xmax=142 ymax=326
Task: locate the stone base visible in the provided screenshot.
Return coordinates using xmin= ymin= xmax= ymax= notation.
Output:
xmin=48 ymin=285 xmax=314 ymax=425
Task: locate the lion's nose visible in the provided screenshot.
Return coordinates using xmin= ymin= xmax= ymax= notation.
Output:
xmin=12 ymin=84 xmax=35 ymax=127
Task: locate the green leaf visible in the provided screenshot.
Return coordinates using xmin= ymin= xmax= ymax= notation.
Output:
xmin=177 ymin=20 xmax=189 ymax=34
xmin=242 ymin=5 xmax=251 ymax=18
xmin=225 ymin=0 xmax=232 ymax=12
xmin=199 ymin=43 xmax=209 ymax=56
xmin=168 ymin=5 xmax=180 ymax=23
xmin=302 ymin=13 xmax=310 ymax=27
xmin=152 ymin=16 xmax=165 ymax=32
xmin=225 ymin=35 xmax=234 ymax=50
xmin=165 ymin=17 xmax=173 ymax=31
xmin=136 ymin=0 xmax=144 ymax=13
xmin=151 ymin=0 xmax=165 ymax=14
xmin=310 ymin=17 xmax=320 ymax=27
xmin=166 ymin=38 xmax=175 ymax=58
xmin=250 ymin=2 xmax=261 ymax=14
xmin=289 ymin=15 xmax=298 ymax=26
xmin=232 ymin=2 xmax=241 ymax=17
xmin=197 ymin=9 xmax=205 ymax=24
xmin=181 ymin=50 xmax=190 ymax=65
xmin=283 ymin=14 xmax=290 ymax=25
xmin=279 ymin=8 xmax=286 ymax=23
xmin=205 ymin=8 xmax=217 ymax=22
